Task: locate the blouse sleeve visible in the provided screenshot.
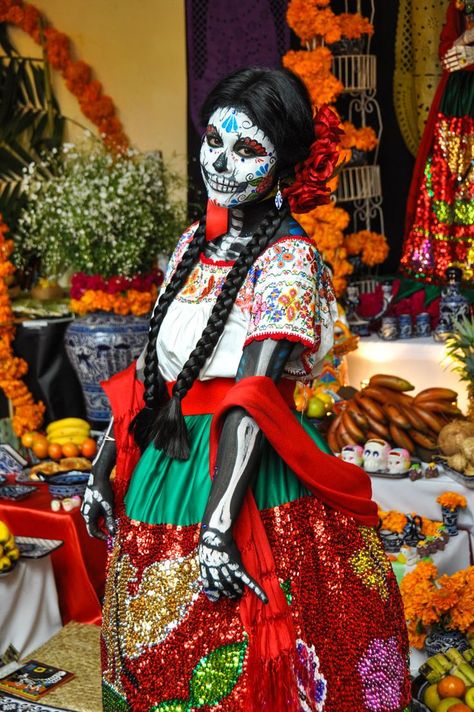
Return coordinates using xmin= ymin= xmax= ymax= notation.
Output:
xmin=244 ymin=236 xmax=338 ymax=376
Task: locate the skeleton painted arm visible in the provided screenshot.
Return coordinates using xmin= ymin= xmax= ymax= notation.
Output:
xmin=198 ymin=338 xmax=296 ymax=603
xmin=81 ymin=418 xmax=116 ymax=540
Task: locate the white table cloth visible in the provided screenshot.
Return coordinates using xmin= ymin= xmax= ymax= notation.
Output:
xmin=371 ymin=472 xmax=474 ymax=674
xmin=371 ymin=472 xmax=474 ymax=547
xmin=346 ymin=335 xmax=469 ymax=413
xmin=0 ymin=557 xmax=62 ymax=657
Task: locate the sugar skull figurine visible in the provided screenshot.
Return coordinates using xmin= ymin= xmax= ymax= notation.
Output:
xmin=387 ymin=448 xmax=411 ymax=474
xmin=363 ymin=438 xmax=391 ymax=473
xmin=341 ymin=444 xmax=364 ymax=466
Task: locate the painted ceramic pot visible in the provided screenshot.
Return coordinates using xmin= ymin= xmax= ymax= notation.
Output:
xmin=441 ymin=505 xmax=460 ymax=536
xmin=347 ymin=148 xmax=368 ymax=167
xmin=65 ymin=312 xmax=149 ymax=423
xmin=328 ymin=37 xmax=366 ymax=55
xmin=424 ymin=625 xmax=469 ymax=656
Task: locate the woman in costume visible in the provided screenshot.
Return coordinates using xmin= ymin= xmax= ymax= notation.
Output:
xmin=82 ymin=68 xmax=410 ymax=711
xmin=400 ymin=0 xmax=474 ymax=283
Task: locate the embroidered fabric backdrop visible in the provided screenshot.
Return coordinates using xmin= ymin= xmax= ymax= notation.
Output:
xmin=185 ymin=0 xmax=290 ymax=214
xmin=394 ymin=0 xmax=450 ymax=156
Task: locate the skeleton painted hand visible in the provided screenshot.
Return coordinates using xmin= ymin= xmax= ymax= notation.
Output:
xmin=442 ymin=45 xmax=474 ymax=72
xmin=81 ymin=471 xmax=115 ymax=540
xmin=81 ymin=420 xmax=116 ymax=540
xmin=198 ymin=527 xmax=268 ymax=603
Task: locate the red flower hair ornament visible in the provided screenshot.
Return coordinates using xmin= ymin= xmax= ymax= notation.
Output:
xmin=282 ymin=105 xmax=342 ymax=213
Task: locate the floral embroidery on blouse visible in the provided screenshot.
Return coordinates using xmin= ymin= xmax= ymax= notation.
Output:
xmin=163 ymin=227 xmax=337 ymax=378
xmin=163 ymin=222 xmax=199 ymax=286
xmin=245 ymin=236 xmax=334 ymax=347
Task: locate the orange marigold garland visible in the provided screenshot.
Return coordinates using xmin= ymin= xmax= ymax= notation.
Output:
xmin=400 ymin=561 xmax=474 ymax=648
xmin=0 ymin=215 xmax=45 ymax=436
xmin=340 ymin=121 xmax=378 ymax=152
xmin=0 ymin=0 xmax=129 ymax=150
xmin=282 ymin=48 xmax=344 ymax=106
xmin=286 ymin=0 xmax=373 ymax=45
xmin=284 ymin=0 xmax=389 ymax=297
xmin=297 ymin=202 xmax=354 ymax=296
xmin=437 ymin=491 xmax=468 ymax=511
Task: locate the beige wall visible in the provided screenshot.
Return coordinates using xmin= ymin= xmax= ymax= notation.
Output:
xmin=10 ymin=0 xmax=187 ymax=174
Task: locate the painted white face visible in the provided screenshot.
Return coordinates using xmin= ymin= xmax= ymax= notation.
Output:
xmin=363 ymin=439 xmax=391 ymax=473
xmin=341 ymin=445 xmax=364 ymax=466
xmin=200 ymin=106 xmax=277 ymax=208
xmin=387 ymin=448 xmax=411 ymax=474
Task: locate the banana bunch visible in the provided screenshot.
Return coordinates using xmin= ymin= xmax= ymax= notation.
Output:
xmin=0 ymin=520 xmax=20 ymax=573
xmin=46 ymin=418 xmax=91 ymax=446
xmin=327 ymin=374 xmax=461 ymax=457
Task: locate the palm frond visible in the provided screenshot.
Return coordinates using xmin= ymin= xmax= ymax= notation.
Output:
xmin=0 ymin=49 xmax=63 ymax=226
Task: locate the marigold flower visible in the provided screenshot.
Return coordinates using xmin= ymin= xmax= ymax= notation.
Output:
xmin=437 ymin=491 xmax=468 ymax=511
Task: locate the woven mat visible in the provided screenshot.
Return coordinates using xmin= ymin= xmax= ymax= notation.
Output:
xmin=27 ymin=622 xmax=102 ymax=712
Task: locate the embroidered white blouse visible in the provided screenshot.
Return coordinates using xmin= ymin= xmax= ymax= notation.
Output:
xmin=154 ymin=222 xmax=338 ymax=383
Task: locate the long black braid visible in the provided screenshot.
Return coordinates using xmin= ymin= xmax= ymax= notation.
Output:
xmin=132 ymin=202 xmax=289 ymax=459
xmin=130 ymin=217 xmax=207 ymax=451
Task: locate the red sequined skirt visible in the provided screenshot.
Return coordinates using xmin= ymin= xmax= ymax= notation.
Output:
xmin=101 ymin=496 xmax=410 ymax=712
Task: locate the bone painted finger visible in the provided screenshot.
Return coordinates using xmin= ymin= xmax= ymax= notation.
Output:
xmin=205 ymin=590 xmax=221 ymax=602
xmin=88 ymin=521 xmax=107 ymax=541
xmin=218 ymin=568 xmax=239 ymax=597
xmin=235 ymin=568 xmax=268 ymax=603
xmin=104 ymin=513 xmax=116 ymax=536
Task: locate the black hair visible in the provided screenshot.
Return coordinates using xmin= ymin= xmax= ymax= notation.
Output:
xmin=200 ymin=66 xmax=315 ymax=177
xmin=131 ymin=67 xmax=314 ymax=459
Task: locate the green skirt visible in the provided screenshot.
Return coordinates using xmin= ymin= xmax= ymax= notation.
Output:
xmin=124 ymin=413 xmax=330 ymax=525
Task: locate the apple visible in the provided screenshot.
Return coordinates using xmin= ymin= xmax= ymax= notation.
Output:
xmin=315 ymin=392 xmax=334 ymax=412
xmin=306 ymin=397 xmax=326 ymax=419
xmin=435 ymin=698 xmax=464 ymax=712
xmin=424 ymin=683 xmax=441 ymax=711
xmin=464 ymin=687 xmax=474 ymax=710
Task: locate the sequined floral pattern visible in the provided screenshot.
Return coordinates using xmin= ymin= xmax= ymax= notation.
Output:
xmin=357 ymin=637 xmax=407 ymax=712
xmin=350 ymin=526 xmax=392 ymax=600
xmin=401 ymin=113 xmax=474 ymax=284
xmin=101 ymin=499 xmax=410 ymax=711
xmin=295 ymin=639 xmax=327 ymax=712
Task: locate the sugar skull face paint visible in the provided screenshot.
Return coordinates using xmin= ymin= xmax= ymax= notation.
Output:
xmin=200 ymin=106 xmax=277 ymax=208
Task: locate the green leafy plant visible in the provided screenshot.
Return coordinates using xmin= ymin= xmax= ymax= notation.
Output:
xmin=0 ymin=23 xmax=63 ymax=226
xmin=446 ymin=316 xmax=474 ymax=421
xmin=446 ymin=316 xmax=474 ymax=384
xmin=14 ymin=139 xmax=186 ymax=279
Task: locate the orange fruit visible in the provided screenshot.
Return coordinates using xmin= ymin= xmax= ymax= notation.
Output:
xmin=32 ymin=437 xmax=49 ymax=459
xmin=48 ymin=443 xmax=63 ymax=460
xmin=438 ymin=676 xmax=466 ymax=699
xmin=21 ymin=431 xmax=36 ymax=448
xmin=81 ymin=438 xmax=97 ymax=458
xmin=61 ymin=442 xmax=80 ymax=458
xmin=449 ymin=705 xmax=471 ymax=712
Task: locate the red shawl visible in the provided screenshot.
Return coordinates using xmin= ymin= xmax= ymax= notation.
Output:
xmin=103 ymin=366 xmax=377 ymax=711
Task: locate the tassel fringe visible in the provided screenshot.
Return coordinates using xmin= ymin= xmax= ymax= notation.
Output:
xmin=129 ymin=405 xmax=156 ymax=453
xmin=153 ymin=395 xmax=190 ymax=460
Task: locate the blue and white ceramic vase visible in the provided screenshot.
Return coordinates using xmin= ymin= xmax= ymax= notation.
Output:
xmin=424 ymin=625 xmax=469 ymax=656
xmin=441 ymin=505 xmax=459 ymax=536
xmin=64 ymin=312 xmax=149 ymax=424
